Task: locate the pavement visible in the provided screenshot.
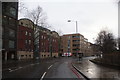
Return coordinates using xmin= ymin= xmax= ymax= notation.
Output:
xmin=72 ymin=57 xmax=120 ymax=80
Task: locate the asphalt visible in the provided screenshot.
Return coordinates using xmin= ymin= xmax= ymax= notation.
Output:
xmin=2 ymin=57 xmax=86 ymax=80
xmin=2 ymin=58 xmax=59 ymax=79
xmin=45 ymin=57 xmax=84 ymax=78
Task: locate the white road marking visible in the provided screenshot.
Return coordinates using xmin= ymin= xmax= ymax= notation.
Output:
xmin=9 ymin=68 xmax=19 ymax=72
xmin=40 ymin=72 xmax=47 ymax=80
xmin=9 ymin=67 xmax=23 ymax=72
xmin=48 ymin=65 xmax=53 ymax=70
xmin=8 ymin=69 xmax=11 ymax=71
xmin=3 ymin=67 xmax=17 ymax=71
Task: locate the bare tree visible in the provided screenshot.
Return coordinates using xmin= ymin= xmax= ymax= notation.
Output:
xmin=95 ymin=30 xmax=117 ymax=54
xmin=25 ymin=6 xmax=48 ymax=28
xmin=18 ymin=0 xmax=29 ymax=14
xmin=19 ymin=2 xmax=27 ymax=12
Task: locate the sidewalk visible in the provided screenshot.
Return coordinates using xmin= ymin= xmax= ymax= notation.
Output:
xmin=72 ymin=57 xmax=120 ymax=80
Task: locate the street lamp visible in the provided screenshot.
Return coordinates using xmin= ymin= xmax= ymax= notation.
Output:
xmin=68 ymin=20 xmax=78 ymax=33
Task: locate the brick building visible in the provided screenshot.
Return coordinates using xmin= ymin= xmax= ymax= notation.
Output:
xmin=17 ymin=18 xmax=34 ymax=60
xmin=39 ymin=26 xmax=51 ymax=58
xmin=17 ymin=18 xmax=60 ymax=59
xmin=2 ymin=2 xmax=18 ymax=60
xmin=51 ymin=31 xmax=59 ymax=57
xmin=60 ymin=33 xmax=92 ymax=57
xmin=39 ymin=27 xmax=59 ymax=58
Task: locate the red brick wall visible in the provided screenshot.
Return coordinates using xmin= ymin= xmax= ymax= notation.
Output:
xmin=52 ymin=37 xmax=59 ymax=53
xmin=17 ymin=26 xmax=34 ymax=51
xmin=39 ymin=32 xmax=59 ymax=53
xmin=39 ymin=32 xmax=49 ymax=52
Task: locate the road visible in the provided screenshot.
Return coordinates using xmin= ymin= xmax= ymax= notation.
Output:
xmin=2 ymin=57 xmax=84 ymax=80
xmin=45 ymin=57 xmax=84 ymax=78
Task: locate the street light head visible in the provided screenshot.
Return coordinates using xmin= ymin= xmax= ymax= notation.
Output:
xmin=68 ymin=20 xmax=71 ymax=22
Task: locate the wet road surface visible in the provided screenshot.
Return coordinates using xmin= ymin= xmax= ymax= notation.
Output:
xmin=73 ymin=57 xmax=120 ymax=79
xmin=45 ymin=57 xmax=84 ymax=78
xmin=2 ymin=57 xmax=85 ymax=79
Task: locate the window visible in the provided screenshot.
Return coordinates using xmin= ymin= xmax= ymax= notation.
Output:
xmin=25 ymin=31 xmax=28 ymax=35
xmin=21 ymin=22 xmax=23 ymax=25
xmin=10 ymin=7 xmax=16 ymax=16
xmin=3 ymin=16 xmax=8 ymax=24
xmin=9 ymin=18 xmax=15 ymax=26
xmin=44 ymin=36 xmax=46 ymax=39
xmin=29 ymin=33 xmax=31 ymax=36
xmin=29 ymin=40 xmax=31 ymax=44
xmin=38 ymin=46 xmax=39 ymax=49
xmin=29 ymin=55 xmax=31 ymax=57
xmin=9 ymin=40 xmax=15 ymax=48
xmin=73 ymin=40 xmax=80 ymax=42
xmin=9 ymin=29 xmax=15 ymax=37
xmin=68 ymin=36 xmax=71 ymax=39
xmin=25 ymin=40 xmax=27 ymax=44
xmin=72 ymin=36 xmax=80 ymax=38
xmin=21 ymin=55 xmax=24 ymax=57
xmin=41 ymin=35 xmax=43 ymax=39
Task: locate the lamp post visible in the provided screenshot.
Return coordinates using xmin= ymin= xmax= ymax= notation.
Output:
xmin=68 ymin=20 xmax=78 ymax=33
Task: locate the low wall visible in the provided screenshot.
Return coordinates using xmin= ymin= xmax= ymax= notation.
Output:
xmin=91 ymin=53 xmax=120 ymax=68
xmin=40 ymin=52 xmax=50 ymax=59
xmin=40 ymin=52 xmax=59 ymax=59
xmin=52 ymin=53 xmax=58 ymax=57
xmin=102 ymin=53 xmax=120 ymax=66
xmin=17 ymin=51 xmax=33 ymax=60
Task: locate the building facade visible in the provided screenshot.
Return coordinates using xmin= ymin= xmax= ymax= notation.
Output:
xmin=17 ymin=18 xmax=60 ymax=59
xmin=51 ymin=31 xmax=59 ymax=57
xmin=60 ymin=33 xmax=92 ymax=57
xmin=39 ymin=27 xmax=59 ymax=59
xmin=17 ymin=18 xmax=34 ymax=60
xmin=2 ymin=2 xmax=18 ymax=60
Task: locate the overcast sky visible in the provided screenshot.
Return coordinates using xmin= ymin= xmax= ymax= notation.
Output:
xmin=19 ymin=0 xmax=118 ymax=43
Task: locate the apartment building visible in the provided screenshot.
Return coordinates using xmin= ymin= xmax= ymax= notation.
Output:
xmin=60 ymin=33 xmax=92 ymax=57
xmin=39 ymin=26 xmax=51 ymax=58
xmin=17 ymin=18 xmax=60 ymax=60
xmin=17 ymin=18 xmax=34 ymax=60
xmin=39 ymin=27 xmax=59 ymax=58
xmin=2 ymin=2 xmax=18 ymax=60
